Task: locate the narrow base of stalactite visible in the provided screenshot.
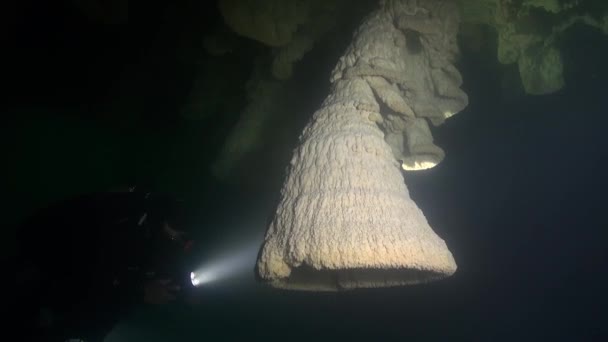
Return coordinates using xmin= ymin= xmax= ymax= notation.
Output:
xmin=265 ymin=265 xmax=454 ymax=291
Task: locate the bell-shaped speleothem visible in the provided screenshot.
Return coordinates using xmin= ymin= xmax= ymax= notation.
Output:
xmin=256 ymin=80 xmax=457 ymax=291
xmin=257 ymin=0 xmax=466 ymax=290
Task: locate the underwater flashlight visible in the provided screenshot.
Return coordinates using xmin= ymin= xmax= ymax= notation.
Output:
xmin=188 ymin=236 xmax=261 ymax=287
xmin=190 ymin=272 xmax=202 ymax=286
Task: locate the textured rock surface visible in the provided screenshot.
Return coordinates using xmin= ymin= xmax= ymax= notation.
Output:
xmin=212 ymin=59 xmax=286 ymax=178
xmin=331 ymin=0 xmax=468 ymax=170
xmin=257 ymin=0 xmax=465 ymax=291
xmin=458 ymin=0 xmax=608 ymax=95
xmin=219 ymin=0 xmax=342 ymax=80
xmin=213 ymin=0 xmax=350 ymax=177
xmin=218 ymin=0 xmax=309 ymax=47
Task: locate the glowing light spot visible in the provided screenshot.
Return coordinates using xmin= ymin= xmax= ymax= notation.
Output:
xmin=188 ymin=235 xmax=262 ymax=287
xmin=190 ymin=272 xmax=201 ymax=286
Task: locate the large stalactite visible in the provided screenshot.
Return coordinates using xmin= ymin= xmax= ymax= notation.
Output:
xmin=256 ymin=0 xmax=468 ymax=291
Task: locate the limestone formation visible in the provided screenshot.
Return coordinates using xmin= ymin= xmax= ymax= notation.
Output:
xmin=458 ymin=0 xmax=608 ymax=95
xmin=256 ymin=0 xmax=467 ymax=291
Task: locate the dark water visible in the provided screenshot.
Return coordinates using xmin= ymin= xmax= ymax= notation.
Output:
xmin=6 ymin=1 xmax=608 ymax=341
xmin=107 ymin=69 xmax=608 ymax=341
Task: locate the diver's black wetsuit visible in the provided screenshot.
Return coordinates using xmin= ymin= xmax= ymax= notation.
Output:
xmin=16 ymin=190 xmax=188 ymax=342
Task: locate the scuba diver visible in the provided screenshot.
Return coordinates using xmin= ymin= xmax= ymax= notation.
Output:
xmin=15 ymin=185 xmax=198 ymax=342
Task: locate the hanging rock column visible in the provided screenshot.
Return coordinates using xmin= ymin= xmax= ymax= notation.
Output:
xmin=256 ymin=0 xmax=468 ymax=291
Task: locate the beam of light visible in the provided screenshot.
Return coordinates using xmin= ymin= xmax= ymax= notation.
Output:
xmin=189 ymin=235 xmax=262 ymax=287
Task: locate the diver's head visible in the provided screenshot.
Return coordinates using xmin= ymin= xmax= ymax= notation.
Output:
xmin=134 ymin=192 xmax=197 ymax=289
xmin=118 ymin=184 xmax=196 ymax=266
